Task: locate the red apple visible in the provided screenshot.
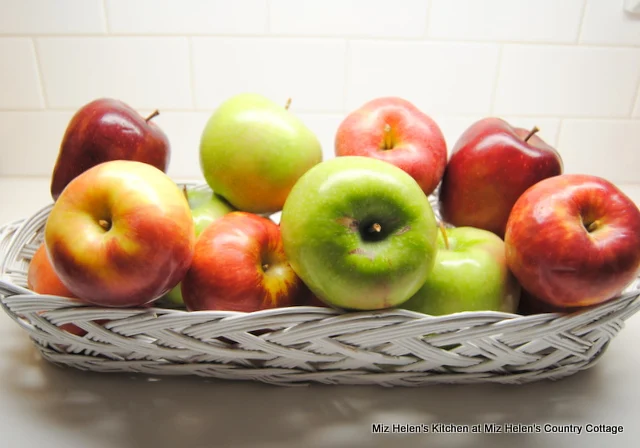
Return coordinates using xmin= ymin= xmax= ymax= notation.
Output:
xmin=50 ymin=98 xmax=170 ymax=200
xmin=439 ymin=117 xmax=563 ymax=238
xmin=335 ymin=97 xmax=447 ymax=196
xmin=28 ymin=243 xmax=106 ymax=336
xmin=181 ymin=212 xmax=304 ymax=312
xmin=517 ymin=289 xmax=585 ymax=315
xmin=45 ymin=160 xmax=195 ymax=307
xmin=28 ymin=243 xmax=76 ymax=299
xmin=505 ymin=174 xmax=640 ymax=309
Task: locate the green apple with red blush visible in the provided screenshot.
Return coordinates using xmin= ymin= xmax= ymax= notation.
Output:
xmin=199 ymin=93 xmax=322 ymax=214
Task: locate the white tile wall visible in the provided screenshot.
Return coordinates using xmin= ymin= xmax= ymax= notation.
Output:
xmin=106 ymin=0 xmax=267 ymax=35
xmin=0 ymin=0 xmax=638 ymax=192
xmin=580 ymin=0 xmax=640 ymax=45
xmin=0 ymin=39 xmax=43 ymax=109
xmin=192 ymin=38 xmax=346 ymax=112
xmin=0 ymin=0 xmax=105 ymax=35
xmin=347 ymin=41 xmax=500 ymax=114
xmin=151 ymin=111 xmax=211 ymax=179
xmin=494 ymin=45 xmax=640 ymax=117
xmin=428 ymin=0 xmax=585 ymax=43
xmin=295 ymin=113 xmax=346 ymax=162
xmin=270 ymin=0 xmax=429 ymax=38
xmin=36 ymin=37 xmax=192 ymax=109
xmin=634 ymin=91 xmax=640 ymax=117
xmin=557 ymin=119 xmax=640 ymax=184
xmin=0 ymin=111 xmax=74 ymax=176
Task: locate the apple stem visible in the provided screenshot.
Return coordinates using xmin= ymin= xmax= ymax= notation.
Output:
xmin=438 ymin=221 xmax=450 ymax=250
xmin=383 ymin=123 xmax=393 ymax=150
xmin=98 ymin=219 xmax=111 ymax=231
xmin=262 ymin=263 xmax=270 ymax=271
xmin=369 ymin=223 xmax=382 ymax=233
xmin=523 ymin=126 xmax=540 ymax=142
xmin=587 ymin=220 xmax=600 ymax=233
xmin=285 ymin=98 xmax=292 ymax=110
xmin=145 ymin=110 xmax=160 ymax=122
xmin=182 ymin=184 xmax=189 ymax=201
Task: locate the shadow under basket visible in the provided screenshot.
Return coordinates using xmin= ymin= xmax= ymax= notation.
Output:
xmin=1 ymin=185 xmax=639 ymax=387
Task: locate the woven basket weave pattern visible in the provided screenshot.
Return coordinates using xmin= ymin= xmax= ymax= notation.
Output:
xmin=1 ymin=184 xmax=639 ymax=386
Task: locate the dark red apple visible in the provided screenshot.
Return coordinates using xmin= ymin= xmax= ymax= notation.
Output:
xmin=181 ymin=212 xmax=305 ymax=312
xmin=335 ymin=97 xmax=447 ymax=196
xmin=50 ymin=98 xmax=170 ymax=200
xmin=439 ymin=117 xmax=563 ymax=238
xmin=505 ymin=174 xmax=640 ymax=309
xmin=517 ymin=289 xmax=589 ymax=315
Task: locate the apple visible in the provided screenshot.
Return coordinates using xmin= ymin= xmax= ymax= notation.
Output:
xmin=27 ymin=243 xmax=106 ymax=336
xmin=181 ymin=212 xmax=304 ymax=312
xmin=335 ymin=97 xmax=447 ymax=196
xmin=439 ymin=117 xmax=563 ymax=238
xmin=400 ymin=225 xmax=520 ymax=316
xmin=28 ymin=243 xmax=77 ymax=299
xmin=505 ymin=174 xmax=640 ymax=309
xmin=280 ymin=156 xmax=438 ymax=310
xmin=45 ymin=160 xmax=195 ymax=307
xmin=162 ymin=186 xmax=236 ymax=306
xmin=185 ymin=186 xmax=236 ymax=237
xmin=199 ymin=93 xmax=322 ymax=214
xmin=51 ymin=98 xmax=170 ymax=200
xmin=517 ymin=289 xmax=584 ymax=315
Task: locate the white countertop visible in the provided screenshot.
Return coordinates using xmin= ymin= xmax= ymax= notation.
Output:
xmin=1 ymin=177 xmax=639 ymax=448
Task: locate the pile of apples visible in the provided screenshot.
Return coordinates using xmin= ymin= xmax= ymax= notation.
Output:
xmin=28 ymin=93 xmax=640 ymax=333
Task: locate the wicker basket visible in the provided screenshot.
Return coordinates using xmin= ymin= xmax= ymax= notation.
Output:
xmin=1 ymin=183 xmax=639 ymax=386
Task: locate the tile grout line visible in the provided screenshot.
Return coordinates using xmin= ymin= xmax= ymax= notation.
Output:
xmin=30 ymin=38 xmax=49 ymax=109
xmin=575 ymin=0 xmax=588 ymax=44
xmin=555 ymin=118 xmax=565 ymax=150
xmin=342 ymin=39 xmax=351 ymax=113
xmin=1 ymin=108 xmax=640 ymax=122
xmin=265 ymin=0 xmax=271 ymax=34
xmin=423 ymin=0 xmax=433 ymax=39
xmin=1 ymin=34 xmax=639 ymax=49
xmin=101 ymin=0 xmax=110 ymax=34
xmin=627 ymin=68 xmax=640 ymax=117
xmin=187 ymin=37 xmax=198 ymax=110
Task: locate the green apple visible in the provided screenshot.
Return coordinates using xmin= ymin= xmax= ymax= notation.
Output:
xmin=185 ymin=186 xmax=236 ymax=236
xmin=162 ymin=186 xmax=235 ymax=306
xmin=280 ymin=156 xmax=438 ymax=310
xmin=199 ymin=93 xmax=322 ymax=214
xmin=400 ymin=225 xmax=521 ymax=315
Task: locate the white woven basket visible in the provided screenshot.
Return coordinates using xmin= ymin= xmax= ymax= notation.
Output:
xmin=1 ymin=183 xmax=639 ymax=387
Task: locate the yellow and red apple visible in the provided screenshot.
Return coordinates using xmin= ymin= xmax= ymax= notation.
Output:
xmin=44 ymin=160 xmax=195 ymax=308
